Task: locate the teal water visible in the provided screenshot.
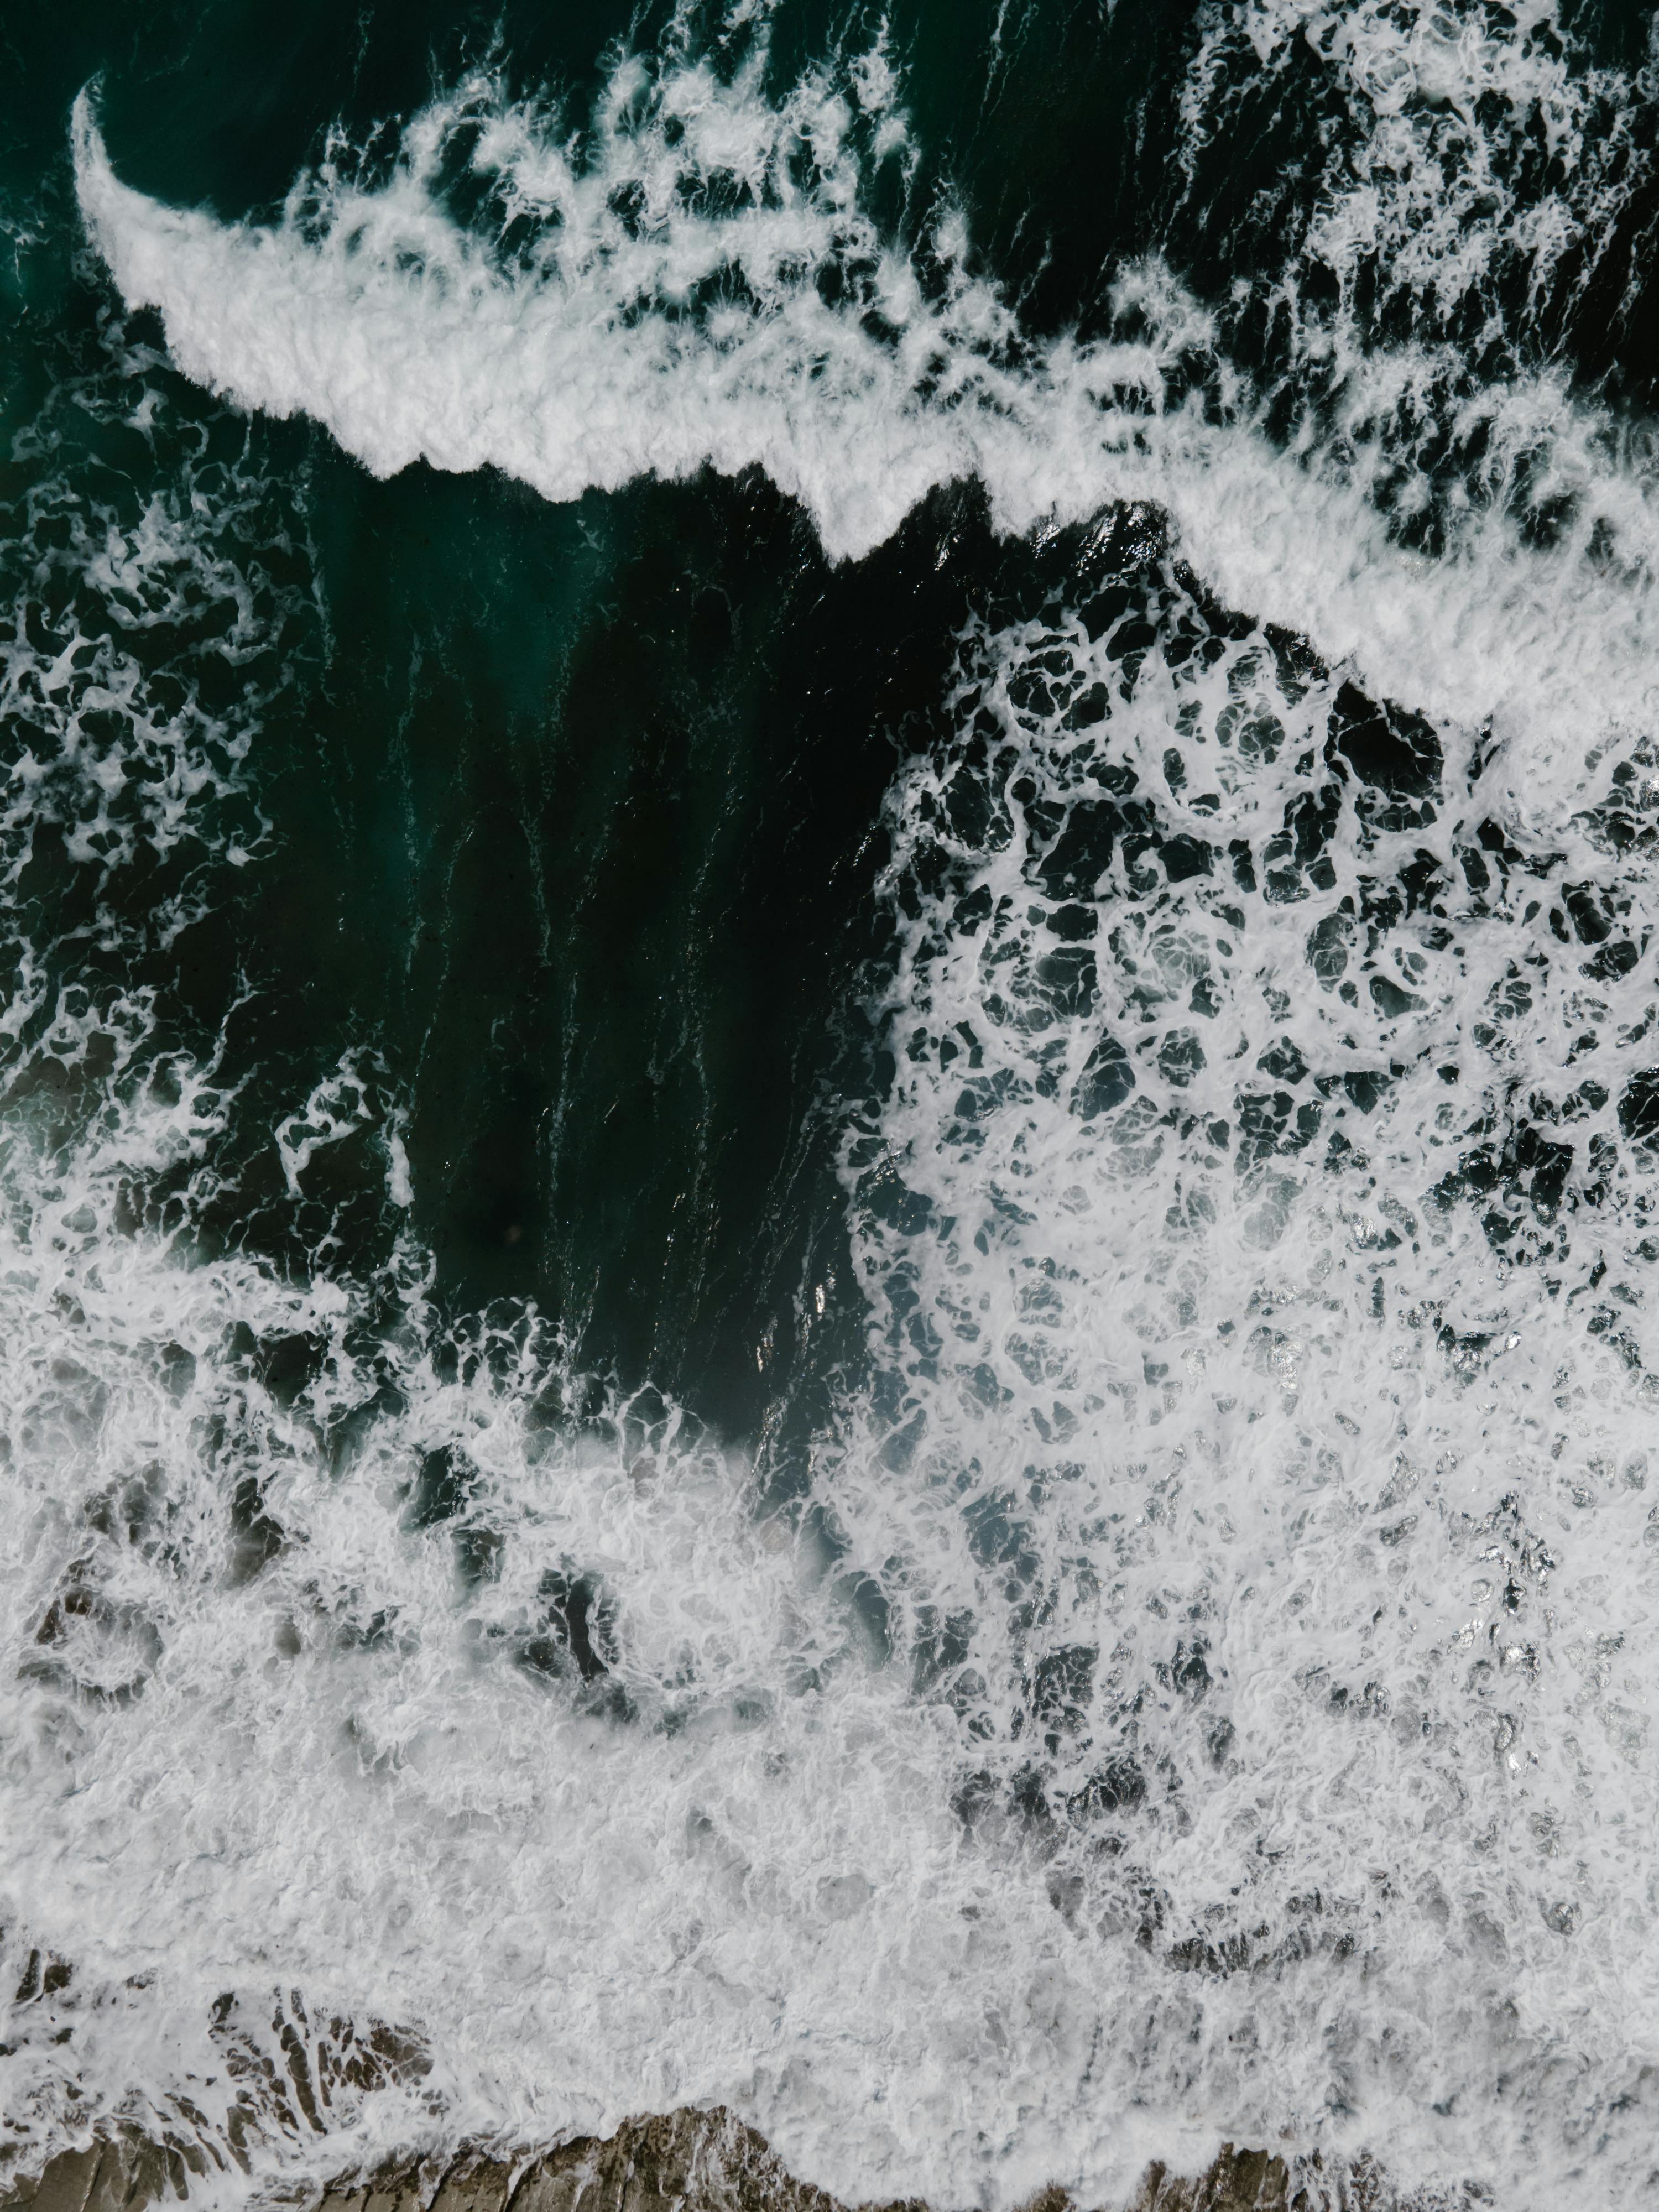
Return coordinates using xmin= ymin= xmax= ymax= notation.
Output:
xmin=3 ymin=0 xmax=1205 ymax=1427
xmin=9 ymin=4 xmax=1659 ymax=2206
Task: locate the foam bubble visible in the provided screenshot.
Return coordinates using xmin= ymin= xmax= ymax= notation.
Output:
xmin=66 ymin=20 xmax=1659 ymax=822
xmin=816 ymin=535 xmax=1659 ymax=2200
xmin=1 ymin=336 xmax=301 ymax=915
xmin=12 ymin=8 xmax=1659 ymax=2209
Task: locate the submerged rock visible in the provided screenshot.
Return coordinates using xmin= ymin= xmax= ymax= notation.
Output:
xmin=0 ymin=2106 xmax=1430 ymax=2212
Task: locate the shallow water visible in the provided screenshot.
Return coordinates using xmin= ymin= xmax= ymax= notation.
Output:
xmin=6 ymin=4 xmax=1659 ymax=2206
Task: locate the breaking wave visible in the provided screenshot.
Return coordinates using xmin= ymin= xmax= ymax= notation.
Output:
xmin=6 ymin=4 xmax=1659 ymax=2207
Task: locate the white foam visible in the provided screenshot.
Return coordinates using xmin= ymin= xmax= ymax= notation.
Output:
xmin=816 ymin=572 xmax=1659 ymax=2202
xmin=14 ymin=542 xmax=1659 ymax=2207
xmin=1 ymin=357 xmax=295 ymax=908
xmin=0 ymin=993 xmax=1113 ymax=2207
xmin=67 ymin=17 xmax=1659 ymax=827
xmin=12 ymin=9 xmax=1659 ymax=2210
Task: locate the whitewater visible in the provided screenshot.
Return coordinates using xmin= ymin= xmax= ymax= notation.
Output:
xmin=7 ymin=2 xmax=1659 ymax=2206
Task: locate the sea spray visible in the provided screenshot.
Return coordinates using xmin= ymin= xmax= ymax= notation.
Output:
xmin=4 ymin=4 xmax=1659 ymax=2206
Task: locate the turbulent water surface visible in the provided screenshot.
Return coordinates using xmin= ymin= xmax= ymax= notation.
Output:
xmin=7 ymin=2 xmax=1659 ymax=2204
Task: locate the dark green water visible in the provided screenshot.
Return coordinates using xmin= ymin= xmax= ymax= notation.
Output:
xmin=2 ymin=1 xmax=1227 ymax=1437
xmin=10 ymin=3 xmax=1659 ymax=2205
xmin=5 ymin=0 xmax=1656 ymax=1423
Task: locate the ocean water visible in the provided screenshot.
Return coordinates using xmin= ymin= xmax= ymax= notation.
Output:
xmin=7 ymin=1 xmax=1659 ymax=2204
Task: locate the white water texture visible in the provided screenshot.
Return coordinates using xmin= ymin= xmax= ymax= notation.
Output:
xmin=3 ymin=3 xmax=1657 ymax=2209
xmin=70 ymin=1 xmax=1659 ymax=821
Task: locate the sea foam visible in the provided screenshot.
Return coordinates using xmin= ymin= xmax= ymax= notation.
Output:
xmin=8 ymin=6 xmax=1659 ymax=2208
xmin=67 ymin=6 xmax=1659 ymax=826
